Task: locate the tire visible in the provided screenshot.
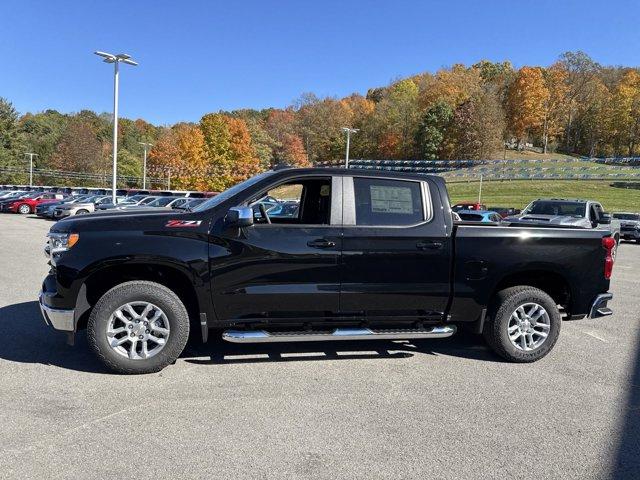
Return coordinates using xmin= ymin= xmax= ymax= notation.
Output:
xmin=483 ymin=286 xmax=561 ymax=363
xmin=87 ymin=281 xmax=190 ymax=374
xmin=17 ymin=204 xmax=31 ymax=214
xmin=75 ymin=209 xmax=89 ymax=215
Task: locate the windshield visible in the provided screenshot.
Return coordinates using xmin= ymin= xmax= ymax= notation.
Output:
xmin=139 ymin=197 xmax=158 ymax=205
xmin=192 ymin=171 xmax=273 ymax=212
xmin=523 ymin=200 xmax=586 ymax=217
xmin=613 ymin=213 xmax=640 ymax=220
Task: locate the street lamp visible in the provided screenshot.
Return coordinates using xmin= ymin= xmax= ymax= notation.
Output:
xmin=24 ymin=153 xmax=38 ymax=187
xmin=94 ymin=51 xmax=138 ymax=203
xmin=138 ymin=142 xmax=153 ymax=189
xmin=341 ymin=127 xmax=358 ymax=169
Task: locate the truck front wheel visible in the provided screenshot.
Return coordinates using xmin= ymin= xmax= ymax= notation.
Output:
xmin=483 ymin=286 xmax=561 ymax=362
xmin=87 ymin=281 xmax=190 ymax=374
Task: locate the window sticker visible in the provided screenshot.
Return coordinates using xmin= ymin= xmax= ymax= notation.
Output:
xmin=370 ymin=185 xmax=413 ymax=214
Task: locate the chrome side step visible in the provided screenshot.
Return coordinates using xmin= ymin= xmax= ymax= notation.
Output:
xmin=222 ymin=326 xmax=456 ymax=343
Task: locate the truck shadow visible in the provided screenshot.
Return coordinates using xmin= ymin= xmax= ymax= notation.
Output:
xmin=182 ymin=331 xmax=495 ymax=365
xmin=0 ymin=300 xmax=105 ymax=373
xmin=611 ymin=326 xmax=640 ymax=479
xmin=0 ymin=300 xmax=499 ymax=373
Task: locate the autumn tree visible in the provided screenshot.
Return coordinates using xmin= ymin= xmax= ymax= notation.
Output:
xmin=417 ymin=64 xmax=482 ymax=109
xmin=507 ymin=67 xmax=549 ymax=147
xmin=147 ymin=123 xmax=207 ymax=190
xmin=610 ymin=70 xmax=640 ymax=155
xmin=557 ymin=51 xmax=600 ymax=151
xmin=295 ymin=93 xmax=353 ymax=162
xmin=50 ymin=117 xmax=105 ymax=178
xmin=448 ymin=92 xmax=505 ymax=160
xmin=265 ymin=110 xmax=309 ymax=167
xmin=541 ymin=64 xmax=569 ymax=153
xmin=372 ymin=79 xmax=420 ymax=158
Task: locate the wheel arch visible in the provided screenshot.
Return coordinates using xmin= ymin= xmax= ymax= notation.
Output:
xmin=490 ymin=269 xmax=572 ymax=314
xmin=75 ymin=260 xmax=209 ymax=335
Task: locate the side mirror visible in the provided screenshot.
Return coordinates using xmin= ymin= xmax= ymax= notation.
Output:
xmin=598 ymin=213 xmax=611 ymax=225
xmin=226 ymin=206 xmax=253 ymax=227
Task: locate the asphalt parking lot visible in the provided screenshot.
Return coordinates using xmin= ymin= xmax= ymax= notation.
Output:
xmin=0 ymin=214 xmax=638 ymax=479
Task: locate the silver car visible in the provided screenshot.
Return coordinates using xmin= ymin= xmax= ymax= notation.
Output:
xmin=53 ymin=195 xmax=113 ymax=219
xmin=614 ymin=212 xmax=640 ymax=243
xmin=507 ymin=198 xmax=621 ymax=243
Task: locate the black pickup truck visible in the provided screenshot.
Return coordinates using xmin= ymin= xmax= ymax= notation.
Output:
xmin=40 ymin=168 xmax=615 ymax=374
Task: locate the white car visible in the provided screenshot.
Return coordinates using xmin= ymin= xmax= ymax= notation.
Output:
xmin=52 ymin=195 xmax=113 ymax=219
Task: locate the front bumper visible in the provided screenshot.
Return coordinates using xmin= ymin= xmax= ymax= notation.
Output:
xmin=39 ymin=291 xmax=75 ymax=331
xmin=621 ymin=230 xmax=640 ymax=239
xmin=588 ymin=293 xmax=613 ymax=319
xmin=53 ymin=210 xmax=71 ymax=218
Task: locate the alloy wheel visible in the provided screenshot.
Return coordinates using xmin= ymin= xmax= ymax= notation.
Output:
xmin=106 ymin=302 xmax=171 ymax=360
xmin=507 ymin=302 xmax=551 ymax=352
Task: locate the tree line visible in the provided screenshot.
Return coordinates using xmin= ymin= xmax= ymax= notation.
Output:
xmin=2 ymin=51 xmax=640 ymax=190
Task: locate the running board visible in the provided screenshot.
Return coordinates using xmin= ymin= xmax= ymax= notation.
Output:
xmin=222 ymin=326 xmax=456 ymax=343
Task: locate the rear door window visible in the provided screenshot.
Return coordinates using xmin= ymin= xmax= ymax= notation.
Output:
xmin=353 ymin=177 xmax=424 ymax=226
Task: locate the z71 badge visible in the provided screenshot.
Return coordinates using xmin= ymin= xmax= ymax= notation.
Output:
xmin=165 ymin=220 xmax=202 ymax=228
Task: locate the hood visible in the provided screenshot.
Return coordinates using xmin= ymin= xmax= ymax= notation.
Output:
xmin=52 ymin=207 xmax=191 ymax=233
xmin=508 ymin=214 xmax=587 ymax=226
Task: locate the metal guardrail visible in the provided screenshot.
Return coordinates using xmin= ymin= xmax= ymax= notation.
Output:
xmin=316 ymin=158 xmax=640 ymax=181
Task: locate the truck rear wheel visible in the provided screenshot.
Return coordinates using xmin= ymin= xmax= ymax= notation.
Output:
xmin=483 ymin=286 xmax=561 ymax=362
xmin=87 ymin=281 xmax=190 ymax=374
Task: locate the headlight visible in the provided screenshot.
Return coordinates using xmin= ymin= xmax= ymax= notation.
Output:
xmin=47 ymin=232 xmax=80 ymax=255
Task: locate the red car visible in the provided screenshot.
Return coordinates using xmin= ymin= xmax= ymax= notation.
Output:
xmin=7 ymin=192 xmax=66 ymax=214
xmin=452 ymin=202 xmax=487 ymax=212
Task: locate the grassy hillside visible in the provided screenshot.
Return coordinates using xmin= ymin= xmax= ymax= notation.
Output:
xmin=446 ymin=180 xmax=640 ymax=212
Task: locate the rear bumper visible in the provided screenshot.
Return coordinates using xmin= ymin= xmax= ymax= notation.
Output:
xmin=588 ymin=293 xmax=613 ymax=319
xmin=39 ymin=291 xmax=75 ymax=331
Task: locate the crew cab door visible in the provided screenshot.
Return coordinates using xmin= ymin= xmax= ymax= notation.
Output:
xmin=210 ymin=175 xmax=342 ymax=323
xmin=340 ymin=176 xmax=451 ymax=321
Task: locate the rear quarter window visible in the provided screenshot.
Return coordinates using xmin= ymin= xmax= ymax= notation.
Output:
xmin=353 ymin=178 xmax=424 ymax=226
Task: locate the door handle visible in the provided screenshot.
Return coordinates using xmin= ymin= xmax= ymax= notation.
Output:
xmin=307 ymin=239 xmax=336 ymax=249
xmin=416 ymin=240 xmax=443 ymax=250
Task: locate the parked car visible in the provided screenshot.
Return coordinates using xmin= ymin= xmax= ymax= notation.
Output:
xmin=5 ymin=192 xmax=66 ymax=214
xmin=40 ymin=168 xmax=615 ymax=374
xmin=613 ymin=212 xmax=640 ymax=243
xmin=0 ymin=191 xmax=31 ymax=210
xmin=145 ymin=197 xmax=183 ymax=208
xmin=266 ymin=201 xmax=300 ymax=219
xmin=173 ymin=198 xmax=206 ymax=211
xmin=35 ymin=198 xmax=69 ymax=217
xmin=489 ymin=207 xmax=521 ymax=218
xmin=456 ymin=210 xmax=503 ymax=222
xmin=116 ymin=196 xmax=162 ymax=210
xmin=37 ymin=195 xmax=93 ymax=218
xmin=52 ymin=195 xmax=113 ymax=219
xmin=507 ymin=198 xmax=621 ymax=245
xmin=452 ymin=202 xmax=487 ymax=212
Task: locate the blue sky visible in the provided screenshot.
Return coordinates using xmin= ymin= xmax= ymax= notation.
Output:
xmin=2 ymin=0 xmax=639 ymax=125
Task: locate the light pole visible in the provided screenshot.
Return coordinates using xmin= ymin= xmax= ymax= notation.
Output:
xmin=24 ymin=153 xmax=38 ymax=187
xmin=341 ymin=127 xmax=358 ymax=169
xmin=94 ymin=51 xmax=138 ymax=203
xmin=139 ymin=142 xmax=153 ymax=189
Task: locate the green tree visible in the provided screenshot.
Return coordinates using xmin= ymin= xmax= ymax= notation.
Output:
xmin=0 ymin=97 xmax=25 ymax=181
xmin=415 ymin=101 xmax=453 ymax=159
